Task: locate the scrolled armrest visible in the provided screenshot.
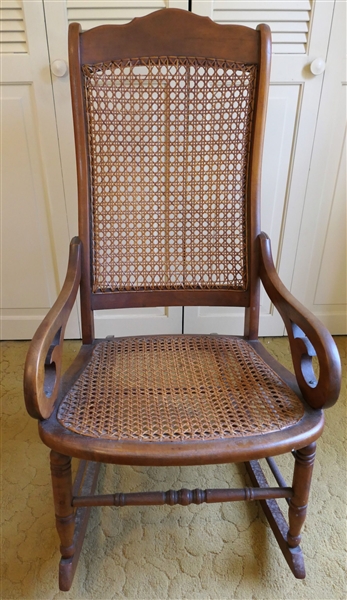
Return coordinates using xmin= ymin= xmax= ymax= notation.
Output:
xmin=24 ymin=237 xmax=82 ymax=420
xmin=259 ymin=232 xmax=341 ymax=409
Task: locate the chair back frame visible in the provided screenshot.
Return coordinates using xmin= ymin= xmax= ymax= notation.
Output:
xmin=68 ymin=10 xmax=271 ymax=344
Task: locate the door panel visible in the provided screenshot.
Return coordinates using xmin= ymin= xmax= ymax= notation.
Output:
xmin=314 ymin=136 xmax=346 ymax=309
xmin=1 ymin=86 xmax=55 ymax=338
xmin=186 ymin=0 xmax=336 ymax=335
xmin=2 ymin=89 xmax=53 ymax=311
xmin=290 ymin=0 xmax=347 ymax=333
xmin=0 ymin=0 xmax=79 ymax=339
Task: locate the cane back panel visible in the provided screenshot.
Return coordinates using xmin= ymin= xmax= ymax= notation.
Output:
xmin=82 ymin=57 xmax=257 ymax=293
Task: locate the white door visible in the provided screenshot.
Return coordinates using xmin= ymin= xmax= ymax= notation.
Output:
xmin=290 ymin=0 xmax=346 ymax=334
xmin=3 ymin=1 xmax=344 ymax=339
xmin=185 ymin=0 xmax=339 ymax=335
xmin=0 ymin=0 xmax=79 ymax=339
xmin=43 ymin=0 xmax=188 ymax=339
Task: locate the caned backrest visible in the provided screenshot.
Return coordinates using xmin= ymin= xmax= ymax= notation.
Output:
xmin=68 ymin=9 xmax=271 ymax=343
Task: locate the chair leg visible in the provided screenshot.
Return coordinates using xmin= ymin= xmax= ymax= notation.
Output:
xmin=50 ymin=452 xmax=101 ymax=591
xmin=50 ymin=451 xmax=75 ymax=560
xmin=288 ymin=442 xmax=316 ymax=549
xmin=245 ymin=446 xmax=317 ymax=579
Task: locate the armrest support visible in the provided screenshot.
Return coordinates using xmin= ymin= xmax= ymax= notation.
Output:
xmin=259 ymin=232 xmax=341 ymax=409
xmin=24 ymin=237 xmax=82 ymax=420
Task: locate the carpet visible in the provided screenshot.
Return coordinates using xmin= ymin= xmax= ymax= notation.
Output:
xmin=1 ymin=337 xmax=346 ymax=599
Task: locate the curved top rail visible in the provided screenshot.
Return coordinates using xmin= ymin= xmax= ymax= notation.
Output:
xmin=75 ymin=8 xmax=265 ymax=64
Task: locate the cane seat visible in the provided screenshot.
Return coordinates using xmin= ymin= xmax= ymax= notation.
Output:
xmin=57 ymin=336 xmax=305 ymax=442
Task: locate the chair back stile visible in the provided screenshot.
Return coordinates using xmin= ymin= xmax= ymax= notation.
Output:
xmin=244 ymin=26 xmax=271 ymax=339
xmin=68 ymin=11 xmax=271 ymax=344
xmin=69 ymin=23 xmax=94 ymax=343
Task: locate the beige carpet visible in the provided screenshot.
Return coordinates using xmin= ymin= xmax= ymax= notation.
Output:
xmin=1 ymin=337 xmax=346 ymax=600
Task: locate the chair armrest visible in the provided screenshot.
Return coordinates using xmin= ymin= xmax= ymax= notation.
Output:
xmin=24 ymin=237 xmax=82 ymax=420
xmin=258 ymin=232 xmax=341 ymax=409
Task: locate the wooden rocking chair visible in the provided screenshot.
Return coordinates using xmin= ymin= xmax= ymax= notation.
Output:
xmin=24 ymin=9 xmax=341 ymax=591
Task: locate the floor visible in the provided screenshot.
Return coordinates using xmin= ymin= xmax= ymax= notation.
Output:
xmin=1 ymin=337 xmax=346 ymax=600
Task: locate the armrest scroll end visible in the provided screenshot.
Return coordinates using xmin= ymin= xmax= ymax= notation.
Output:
xmin=23 ymin=238 xmax=82 ymax=420
xmin=258 ymin=233 xmax=341 ymax=410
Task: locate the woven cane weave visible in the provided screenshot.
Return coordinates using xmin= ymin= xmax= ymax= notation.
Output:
xmin=82 ymin=58 xmax=257 ymax=292
xmin=57 ymin=336 xmax=304 ymax=441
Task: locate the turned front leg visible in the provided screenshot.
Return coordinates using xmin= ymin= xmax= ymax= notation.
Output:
xmin=50 ymin=451 xmax=75 ymax=559
xmin=287 ymin=443 xmax=316 ymax=548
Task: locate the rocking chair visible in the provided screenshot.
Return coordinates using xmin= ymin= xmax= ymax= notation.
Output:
xmin=24 ymin=9 xmax=341 ymax=591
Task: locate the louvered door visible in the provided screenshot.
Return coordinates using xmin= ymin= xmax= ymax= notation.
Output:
xmin=65 ymin=0 xmax=186 ymax=27
xmin=290 ymin=0 xmax=346 ymax=334
xmin=0 ymin=0 xmax=79 ymax=338
xmin=194 ymin=0 xmax=312 ymax=54
xmin=3 ymin=1 xmax=340 ymax=339
xmin=185 ymin=0 xmax=337 ymax=335
xmin=0 ymin=0 xmax=27 ymax=53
